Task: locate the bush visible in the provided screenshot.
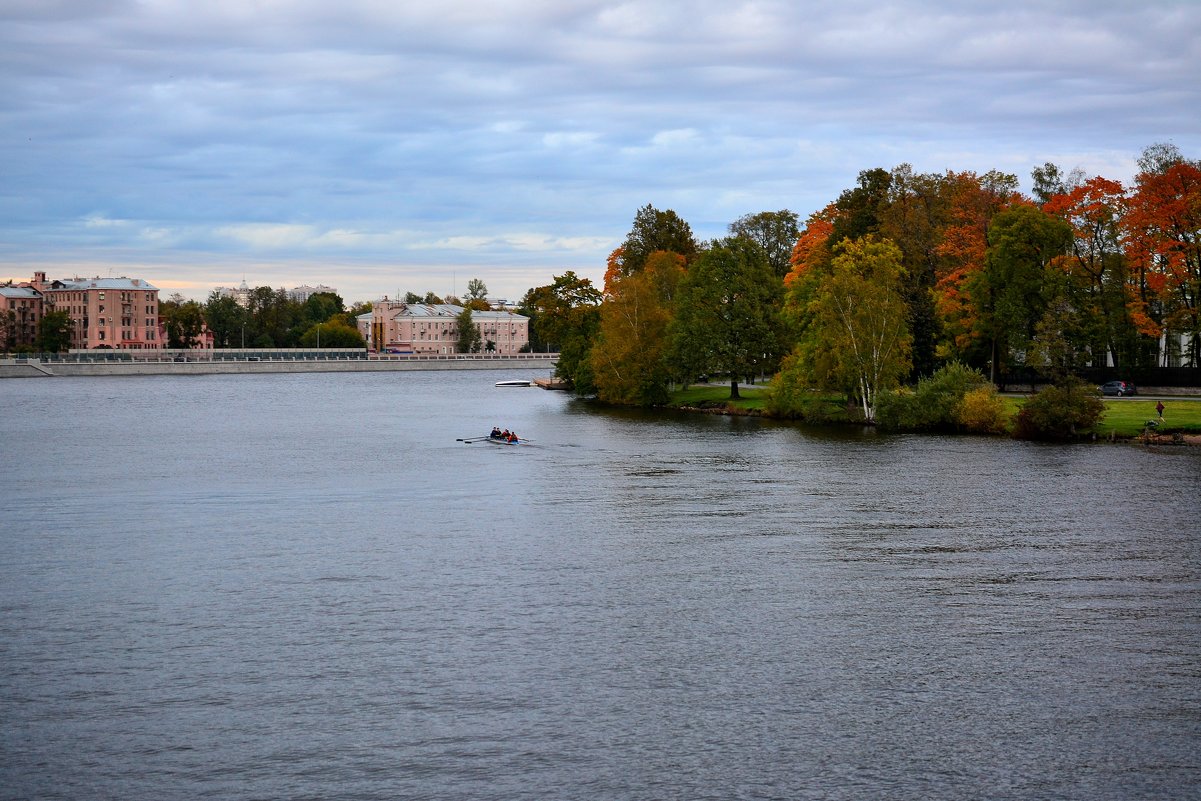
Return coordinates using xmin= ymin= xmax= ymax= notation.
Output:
xmin=1013 ymin=378 xmax=1105 ymax=440
xmin=957 ymin=385 xmax=1010 ymax=434
xmin=876 ymin=362 xmax=991 ymax=431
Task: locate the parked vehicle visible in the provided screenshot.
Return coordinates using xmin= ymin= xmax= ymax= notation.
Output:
xmin=1100 ymin=380 xmax=1138 ymax=396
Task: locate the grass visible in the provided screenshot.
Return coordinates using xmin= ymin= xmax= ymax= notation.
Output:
xmin=669 ymin=383 xmax=1201 ymax=440
xmin=1092 ymin=398 xmax=1201 ymax=438
xmin=668 ymin=383 xmax=770 ymax=412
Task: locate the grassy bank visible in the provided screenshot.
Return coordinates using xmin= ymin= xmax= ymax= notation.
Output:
xmin=668 ymin=384 xmax=1201 ymax=439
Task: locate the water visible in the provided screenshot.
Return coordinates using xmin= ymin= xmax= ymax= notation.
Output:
xmin=2 ymin=371 xmax=1199 ymax=800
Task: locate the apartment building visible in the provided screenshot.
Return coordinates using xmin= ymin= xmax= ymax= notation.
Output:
xmin=362 ymin=300 xmax=529 ymax=355
xmin=26 ymin=272 xmax=161 ymax=350
xmin=0 ymin=286 xmax=43 ymax=349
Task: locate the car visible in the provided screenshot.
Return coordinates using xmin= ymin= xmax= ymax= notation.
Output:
xmin=1100 ymin=380 xmax=1138 ymax=396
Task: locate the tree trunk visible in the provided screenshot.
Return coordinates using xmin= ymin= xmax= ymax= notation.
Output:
xmin=730 ymin=378 xmax=740 ymax=400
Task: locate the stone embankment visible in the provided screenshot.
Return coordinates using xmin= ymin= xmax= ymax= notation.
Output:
xmin=0 ymin=353 xmax=558 ymax=378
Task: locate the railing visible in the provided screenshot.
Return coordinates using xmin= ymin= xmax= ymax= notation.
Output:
xmin=3 ymin=349 xmax=559 ymax=364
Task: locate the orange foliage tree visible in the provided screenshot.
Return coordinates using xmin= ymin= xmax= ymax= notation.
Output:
xmin=1123 ymin=161 xmax=1201 ymax=365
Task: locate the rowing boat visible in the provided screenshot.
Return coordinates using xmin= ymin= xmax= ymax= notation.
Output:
xmin=495 ymin=379 xmax=531 ymax=387
xmin=485 ymin=435 xmax=530 ymax=446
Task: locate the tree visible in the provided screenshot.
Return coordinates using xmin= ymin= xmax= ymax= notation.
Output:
xmin=1124 ymin=158 xmax=1201 ymax=366
xmin=728 ymin=210 xmax=800 ymax=279
xmin=37 ymin=309 xmax=73 ymax=353
xmin=667 ymin=236 xmax=782 ymax=400
xmin=1042 ymin=176 xmax=1132 ymax=367
xmin=931 ymin=170 xmax=1021 ymax=365
xmin=590 ymin=251 xmax=685 ymax=406
xmin=299 ymin=321 xmax=364 ymax=348
xmin=619 ymin=204 xmax=698 ymax=277
xmin=831 ymin=167 xmax=892 ymax=243
xmin=520 ymin=271 xmax=602 ymax=392
xmin=164 ymin=300 xmax=205 ymax=348
xmin=466 ymin=278 xmax=488 ymax=301
xmin=302 ymin=292 xmax=344 ymax=324
xmin=968 ymin=204 xmax=1073 ymax=381
xmin=203 ymin=293 xmax=248 ymax=348
xmin=784 ymin=237 xmax=912 ymax=422
xmin=455 ymin=306 xmax=482 ymax=353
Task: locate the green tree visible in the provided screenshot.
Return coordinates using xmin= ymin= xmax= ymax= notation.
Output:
xmin=302 ymin=292 xmax=344 ymax=324
xmin=728 ymin=210 xmax=800 ymax=279
xmin=667 ymin=236 xmax=783 ymax=400
xmin=37 ymin=309 xmax=73 ymax=353
xmin=968 ymin=204 xmax=1073 ymax=381
xmin=784 ymin=237 xmax=912 ymax=422
xmin=455 ymin=306 xmax=482 ymax=353
xmin=299 ymin=320 xmax=364 ymax=348
xmin=164 ymin=300 xmax=205 ymax=348
xmin=619 ymin=204 xmax=698 ymax=277
xmin=203 ymin=293 xmax=248 ymax=348
xmin=832 ymin=167 xmax=892 ymax=243
xmin=520 ymin=271 xmax=602 ymax=392
xmin=466 ymin=278 xmax=488 ymax=301
xmin=1013 ymin=377 xmax=1105 ymax=440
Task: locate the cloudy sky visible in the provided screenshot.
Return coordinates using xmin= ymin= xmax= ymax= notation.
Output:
xmin=3 ymin=1 xmax=1198 ymax=303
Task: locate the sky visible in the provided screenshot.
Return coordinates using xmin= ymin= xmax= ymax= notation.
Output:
xmin=2 ymin=0 xmax=1199 ymax=304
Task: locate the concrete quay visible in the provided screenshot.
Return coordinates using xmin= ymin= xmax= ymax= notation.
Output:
xmin=1 ymin=353 xmax=559 ymax=378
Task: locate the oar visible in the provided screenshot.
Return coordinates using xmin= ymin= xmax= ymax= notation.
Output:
xmin=456 ymin=436 xmax=491 ymax=443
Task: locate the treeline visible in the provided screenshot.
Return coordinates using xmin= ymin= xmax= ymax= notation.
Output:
xmin=160 ymin=289 xmax=371 ymax=349
xmin=519 ymin=143 xmax=1201 ymax=423
xmin=162 ymin=278 xmax=498 ymax=350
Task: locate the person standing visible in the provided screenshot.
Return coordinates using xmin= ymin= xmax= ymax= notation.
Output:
xmin=1156 ymin=400 xmax=1165 ymax=421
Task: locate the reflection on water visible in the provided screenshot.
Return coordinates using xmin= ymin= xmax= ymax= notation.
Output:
xmin=2 ymin=371 xmax=1199 ymax=800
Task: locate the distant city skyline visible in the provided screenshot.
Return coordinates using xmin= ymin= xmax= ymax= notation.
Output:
xmin=3 ymin=1 xmax=1199 ymax=304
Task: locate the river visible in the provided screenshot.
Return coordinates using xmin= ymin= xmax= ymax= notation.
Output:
xmin=2 ymin=370 xmax=1199 ymax=800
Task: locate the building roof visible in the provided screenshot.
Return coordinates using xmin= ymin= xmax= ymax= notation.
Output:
xmin=378 ymin=303 xmax=526 ymax=321
xmin=0 ymin=286 xmax=41 ymax=299
xmin=47 ymin=277 xmax=158 ymax=291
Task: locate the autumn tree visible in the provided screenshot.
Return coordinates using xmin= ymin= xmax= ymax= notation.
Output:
xmin=1124 ymin=153 xmax=1201 ymax=366
xmin=591 ymin=251 xmax=686 ymax=406
xmin=729 ymin=210 xmax=800 ymax=279
xmin=877 ymin=165 xmax=954 ymax=378
xmin=1042 ymin=176 xmax=1133 ymax=366
xmin=781 ymin=237 xmax=912 ymax=422
xmin=667 ymin=237 xmax=783 ymax=400
xmin=931 ymin=170 xmax=1021 ymax=365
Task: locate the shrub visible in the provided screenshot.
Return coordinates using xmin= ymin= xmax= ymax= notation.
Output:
xmin=957 ymin=385 xmax=1010 ymax=434
xmin=1013 ymin=378 xmax=1105 ymax=440
xmin=876 ymin=362 xmax=990 ymax=431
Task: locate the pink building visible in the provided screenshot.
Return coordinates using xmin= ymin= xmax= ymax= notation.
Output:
xmin=363 ymin=301 xmax=529 ymax=355
xmin=27 ymin=272 xmax=161 ymax=350
xmin=1 ymin=285 xmax=44 ymax=349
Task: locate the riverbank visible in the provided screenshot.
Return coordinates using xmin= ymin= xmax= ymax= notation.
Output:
xmin=0 ymin=353 xmax=558 ymax=378
xmin=664 ymin=384 xmax=1201 ymax=443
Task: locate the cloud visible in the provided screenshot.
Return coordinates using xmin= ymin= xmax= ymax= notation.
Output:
xmin=1 ymin=0 xmax=1199 ymax=301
